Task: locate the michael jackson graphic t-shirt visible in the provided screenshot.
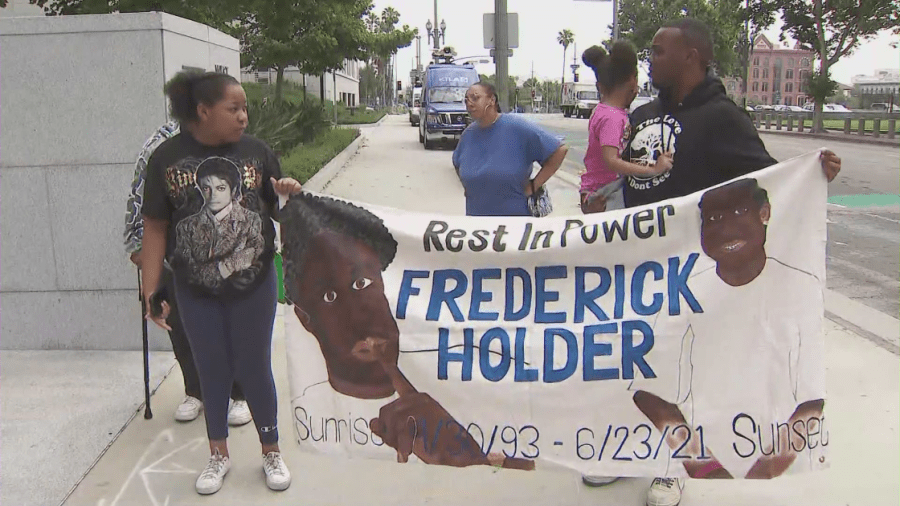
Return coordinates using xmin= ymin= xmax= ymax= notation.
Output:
xmin=143 ymin=132 xmax=282 ymax=298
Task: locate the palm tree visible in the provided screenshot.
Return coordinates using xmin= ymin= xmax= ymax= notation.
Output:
xmin=557 ymin=29 xmax=574 ymax=108
xmin=380 ymin=7 xmax=400 ymax=31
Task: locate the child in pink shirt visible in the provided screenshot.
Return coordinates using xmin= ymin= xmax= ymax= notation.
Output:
xmin=580 ymin=43 xmax=672 ymax=213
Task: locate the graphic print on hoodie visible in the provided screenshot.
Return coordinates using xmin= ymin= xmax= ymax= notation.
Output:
xmin=142 ymin=133 xmax=282 ymax=298
xmin=622 ymin=76 xmax=777 ymax=208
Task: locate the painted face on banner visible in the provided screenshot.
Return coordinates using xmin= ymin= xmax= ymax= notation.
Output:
xmin=700 ymin=182 xmax=770 ymax=271
xmin=293 ymin=230 xmax=400 ymax=400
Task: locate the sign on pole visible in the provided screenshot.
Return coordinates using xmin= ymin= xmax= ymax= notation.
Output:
xmin=483 ymin=13 xmax=519 ymax=49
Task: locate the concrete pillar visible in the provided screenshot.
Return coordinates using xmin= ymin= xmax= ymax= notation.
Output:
xmin=888 ymin=119 xmax=896 ymax=139
xmin=873 ymin=118 xmax=881 ymax=138
xmin=787 ymin=115 xmax=793 ymax=131
xmin=844 ymin=118 xmax=851 ymax=135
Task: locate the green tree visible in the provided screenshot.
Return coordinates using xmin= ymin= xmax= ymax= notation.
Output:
xmin=359 ymin=64 xmax=383 ymax=107
xmin=365 ymin=7 xmax=416 ymax=107
xmin=781 ymin=0 xmax=900 ymax=132
xmin=616 ymin=0 xmax=744 ymax=77
xmin=233 ymin=0 xmax=372 ymax=103
xmin=557 ymin=29 xmax=574 ymax=105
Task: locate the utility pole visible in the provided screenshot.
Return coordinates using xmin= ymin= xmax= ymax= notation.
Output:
xmin=612 ymin=0 xmax=619 ymax=41
xmin=741 ymin=0 xmax=750 ymax=109
xmin=494 ymin=0 xmax=509 ymax=112
xmin=433 ymin=0 xmax=439 ymax=50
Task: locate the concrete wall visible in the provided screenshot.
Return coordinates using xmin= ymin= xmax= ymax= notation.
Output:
xmin=0 ymin=12 xmax=240 ymax=350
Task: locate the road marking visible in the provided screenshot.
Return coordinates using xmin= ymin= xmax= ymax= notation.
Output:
xmin=828 ymin=193 xmax=900 ymax=208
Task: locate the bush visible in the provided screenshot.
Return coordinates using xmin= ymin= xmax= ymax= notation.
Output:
xmin=323 ymin=102 xmax=387 ymax=124
xmin=243 ymin=81 xmax=310 ymax=105
xmin=245 ymin=99 xmax=329 ymax=156
xmin=280 ymin=127 xmax=360 ymax=183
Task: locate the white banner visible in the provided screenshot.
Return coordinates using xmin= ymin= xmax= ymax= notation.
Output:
xmin=281 ymin=151 xmax=829 ymax=479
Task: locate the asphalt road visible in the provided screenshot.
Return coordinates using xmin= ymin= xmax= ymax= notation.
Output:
xmin=521 ymin=113 xmax=900 ymax=318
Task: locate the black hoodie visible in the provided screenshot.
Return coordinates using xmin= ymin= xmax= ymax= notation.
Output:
xmin=622 ymin=76 xmax=777 ymax=208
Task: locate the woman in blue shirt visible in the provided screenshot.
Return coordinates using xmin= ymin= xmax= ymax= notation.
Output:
xmin=452 ymin=83 xmax=568 ymax=216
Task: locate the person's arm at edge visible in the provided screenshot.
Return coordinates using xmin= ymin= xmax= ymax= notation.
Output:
xmin=530 ymin=144 xmax=568 ymax=191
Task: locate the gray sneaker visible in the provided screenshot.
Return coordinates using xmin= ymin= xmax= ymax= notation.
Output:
xmin=263 ymin=451 xmax=291 ymax=491
xmin=646 ymin=477 xmax=684 ymax=506
xmin=582 ymin=475 xmax=620 ymax=487
xmin=195 ymin=453 xmax=230 ymax=495
xmin=227 ymin=399 xmax=252 ymax=426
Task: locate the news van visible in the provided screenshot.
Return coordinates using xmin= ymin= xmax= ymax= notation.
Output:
xmin=418 ymin=63 xmax=480 ymax=149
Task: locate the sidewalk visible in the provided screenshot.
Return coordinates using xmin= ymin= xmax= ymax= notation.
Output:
xmin=9 ymin=115 xmax=896 ymax=506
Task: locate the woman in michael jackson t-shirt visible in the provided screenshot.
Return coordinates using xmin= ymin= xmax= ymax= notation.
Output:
xmin=140 ymin=70 xmax=300 ymax=496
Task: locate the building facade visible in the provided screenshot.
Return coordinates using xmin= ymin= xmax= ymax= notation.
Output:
xmin=724 ymin=34 xmax=816 ymax=107
xmin=1 ymin=12 xmax=240 ymax=350
xmin=852 ymin=69 xmax=900 ymax=109
xmin=241 ymin=60 xmax=361 ymax=107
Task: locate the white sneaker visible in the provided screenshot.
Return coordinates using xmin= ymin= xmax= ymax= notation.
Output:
xmin=582 ymin=475 xmax=620 ymax=487
xmin=195 ymin=453 xmax=230 ymax=495
xmin=174 ymin=396 xmax=202 ymax=422
xmin=227 ymin=399 xmax=252 ymax=426
xmin=263 ymin=452 xmax=291 ymax=491
xmin=646 ymin=477 xmax=684 ymax=506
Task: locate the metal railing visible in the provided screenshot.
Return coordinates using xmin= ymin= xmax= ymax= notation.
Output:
xmin=748 ymin=111 xmax=900 ymax=140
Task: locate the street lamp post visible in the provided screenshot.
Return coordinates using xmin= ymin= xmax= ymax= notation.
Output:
xmin=425 ymin=1 xmax=446 ymax=52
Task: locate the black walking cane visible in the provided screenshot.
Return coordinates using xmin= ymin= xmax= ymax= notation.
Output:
xmin=137 ymin=268 xmax=153 ymax=419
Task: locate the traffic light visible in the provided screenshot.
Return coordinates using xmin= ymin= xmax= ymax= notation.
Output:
xmin=531 ymin=89 xmax=536 ymax=99
xmin=397 ymin=80 xmax=402 ymax=91
xmin=574 ymin=73 xmax=579 ymax=83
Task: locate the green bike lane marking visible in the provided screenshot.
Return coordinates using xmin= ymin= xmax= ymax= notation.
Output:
xmin=828 ymin=194 xmax=900 ymax=208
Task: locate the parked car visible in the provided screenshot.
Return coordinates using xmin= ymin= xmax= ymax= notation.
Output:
xmin=803 ymin=103 xmax=851 ymax=113
xmin=871 ymin=103 xmax=899 ymax=112
xmin=772 ymin=104 xmax=790 ymax=112
xmin=755 ymin=105 xmax=774 ymax=111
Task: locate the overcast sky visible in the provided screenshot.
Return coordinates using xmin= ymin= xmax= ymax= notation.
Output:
xmin=375 ymin=0 xmax=898 ymax=87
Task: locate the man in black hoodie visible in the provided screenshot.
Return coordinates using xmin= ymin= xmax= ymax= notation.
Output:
xmin=621 ymin=18 xmax=840 ymax=210
xmin=614 ymin=17 xmax=841 ymax=506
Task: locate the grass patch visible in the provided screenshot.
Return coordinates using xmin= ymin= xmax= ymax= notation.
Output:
xmin=243 ymin=82 xmax=310 ymax=105
xmin=244 ymin=82 xmax=387 ymax=124
xmin=331 ymin=106 xmax=386 ymax=124
xmin=755 ymin=114 xmax=900 ymax=134
xmin=281 ymin=127 xmax=360 ymax=183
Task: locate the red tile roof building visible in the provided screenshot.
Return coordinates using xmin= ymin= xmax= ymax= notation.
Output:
xmin=723 ymin=34 xmax=816 ymax=106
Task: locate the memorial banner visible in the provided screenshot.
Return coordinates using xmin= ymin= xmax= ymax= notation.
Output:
xmin=281 ymin=151 xmax=829 ymax=479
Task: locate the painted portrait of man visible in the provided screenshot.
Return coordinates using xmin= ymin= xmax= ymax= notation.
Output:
xmin=281 ymin=193 xmax=533 ymax=470
xmin=630 ymin=178 xmax=826 ymax=479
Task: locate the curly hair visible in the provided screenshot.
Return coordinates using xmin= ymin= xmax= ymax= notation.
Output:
xmin=164 ymin=70 xmax=240 ymax=124
xmin=281 ymin=193 xmax=398 ymax=304
xmin=699 ymin=178 xmax=769 ymax=210
xmin=582 ymin=42 xmax=638 ymax=94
